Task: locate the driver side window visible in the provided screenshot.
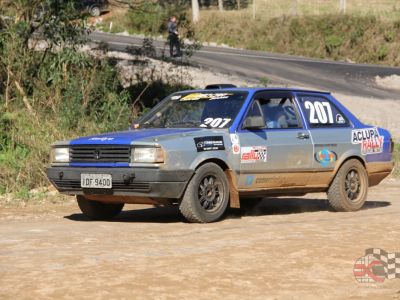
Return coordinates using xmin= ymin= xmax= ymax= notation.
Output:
xmin=253 ymin=92 xmax=302 ymax=129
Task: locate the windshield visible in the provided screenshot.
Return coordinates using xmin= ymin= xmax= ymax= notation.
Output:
xmin=139 ymin=91 xmax=248 ymax=129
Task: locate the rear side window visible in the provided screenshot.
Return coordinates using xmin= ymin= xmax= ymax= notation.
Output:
xmin=298 ymin=94 xmax=349 ymax=128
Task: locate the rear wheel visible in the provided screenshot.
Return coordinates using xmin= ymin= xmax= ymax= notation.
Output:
xmin=179 ymin=163 xmax=229 ymax=223
xmin=77 ymin=195 xmax=124 ymax=220
xmin=327 ymin=159 xmax=368 ymax=212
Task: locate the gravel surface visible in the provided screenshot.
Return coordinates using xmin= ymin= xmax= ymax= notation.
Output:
xmin=1 ymin=178 xmax=399 ymax=299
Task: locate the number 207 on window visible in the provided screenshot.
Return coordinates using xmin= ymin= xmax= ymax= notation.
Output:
xmin=304 ymin=101 xmax=334 ymax=124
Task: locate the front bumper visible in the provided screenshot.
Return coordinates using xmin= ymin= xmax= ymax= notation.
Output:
xmin=47 ymin=167 xmax=193 ymax=199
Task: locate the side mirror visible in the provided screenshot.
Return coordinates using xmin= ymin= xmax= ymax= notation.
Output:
xmin=243 ymin=116 xmax=265 ymax=129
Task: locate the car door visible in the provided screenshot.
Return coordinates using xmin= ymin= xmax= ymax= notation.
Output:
xmin=296 ymin=93 xmax=353 ymax=186
xmin=236 ymin=91 xmax=314 ymax=190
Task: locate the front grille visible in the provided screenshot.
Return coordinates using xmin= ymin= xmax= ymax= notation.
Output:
xmin=70 ymin=146 xmax=131 ymax=163
xmin=53 ymin=180 xmax=150 ymax=192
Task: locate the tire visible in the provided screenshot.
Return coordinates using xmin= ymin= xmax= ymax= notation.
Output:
xmin=179 ymin=163 xmax=229 ymax=223
xmin=89 ymin=6 xmax=101 ymax=17
xmin=327 ymin=159 xmax=368 ymax=212
xmin=77 ymin=195 xmax=124 ymax=220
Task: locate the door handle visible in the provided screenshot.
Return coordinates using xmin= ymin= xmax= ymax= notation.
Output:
xmin=297 ymin=132 xmax=310 ymax=139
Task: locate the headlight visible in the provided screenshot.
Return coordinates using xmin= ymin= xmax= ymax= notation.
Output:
xmin=131 ymin=147 xmax=164 ymax=163
xmin=50 ymin=147 xmax=70 ymax=163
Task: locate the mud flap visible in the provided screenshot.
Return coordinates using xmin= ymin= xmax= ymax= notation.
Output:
xmin=225 ymin=169 xmax=240 ymax=208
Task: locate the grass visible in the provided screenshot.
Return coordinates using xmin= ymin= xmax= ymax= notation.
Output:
xmin=223 ymin=0 xmax=400 ymax=21
xmin=97 ymin=2 xmax=400 ymax=66
xmin=194 ymin=12 xmax=400 ymax=66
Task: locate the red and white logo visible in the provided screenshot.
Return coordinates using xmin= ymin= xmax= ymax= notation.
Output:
xmin=241 ymin=146 xmax=267 ymax=163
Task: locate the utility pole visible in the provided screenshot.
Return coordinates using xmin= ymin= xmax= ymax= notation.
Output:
xmin=218 ymin=0 xmax=223 ymax=12
xmin=253 ymin=0 xmax=256 ymax=20
xmin=339 ymin=0 xmax=346 ymax=14
xmin=291 ymin=0 xmax=298 ymax=16
xmin=192 ymin=0 xmax=200 ymax=23
xmin=237 ymin=0 xmax=241 ymax=10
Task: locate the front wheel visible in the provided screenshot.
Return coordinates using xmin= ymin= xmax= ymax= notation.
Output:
xmin=77 ymin=195 xmax=124 ymax=220
xmin=327 ymin=159 xmax=368 ymax=212
xmin=179 ymin=163 xmax=229 ymax=223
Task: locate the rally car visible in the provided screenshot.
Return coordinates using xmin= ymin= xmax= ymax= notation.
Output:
xmin=47 ymin=87 xmax=394 ymax=223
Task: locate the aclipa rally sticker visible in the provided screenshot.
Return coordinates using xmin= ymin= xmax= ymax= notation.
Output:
xmin=351 ymin=127 xmax=384 ymax=155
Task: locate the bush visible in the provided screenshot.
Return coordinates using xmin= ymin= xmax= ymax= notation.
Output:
xmin=0 ymin=1 xmax=196 ymax=194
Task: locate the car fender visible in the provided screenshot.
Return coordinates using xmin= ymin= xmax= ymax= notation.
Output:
xmin=333 ymin=148 xmax=365 ymax=175
xmin=189 ymin=151 xmax=232 ymax=171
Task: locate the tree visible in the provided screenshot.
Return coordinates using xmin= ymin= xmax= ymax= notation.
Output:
xmin=192 ymin=0 xmax=200 ymax=23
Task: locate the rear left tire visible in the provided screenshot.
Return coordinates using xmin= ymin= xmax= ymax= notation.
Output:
xmin=77 ymin=195 xmax=124 ymax=220
xmin=327 ymin=159 xmax=368 ymax=212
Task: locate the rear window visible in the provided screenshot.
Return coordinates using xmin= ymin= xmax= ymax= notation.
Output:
xmin=298 ymin=94 xmax=349 ymax=128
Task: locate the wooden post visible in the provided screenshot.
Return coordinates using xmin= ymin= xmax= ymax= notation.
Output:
xmin=218 ymin=0 xmax=223 ymax=11
xmin=339 ymin=0 xmax=346 ymax=14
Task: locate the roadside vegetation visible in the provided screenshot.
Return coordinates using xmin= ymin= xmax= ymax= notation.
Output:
xmin=394 ymin=144 xmax=400 ymax=177
xmin=0 ymin=1 xmax=193 ymax=196
xmin=101 ymin=1 xmax=400 ymax=66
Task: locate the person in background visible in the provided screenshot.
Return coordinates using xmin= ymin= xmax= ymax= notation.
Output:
xmin=167 ymin=16 xmax=182 ymax=57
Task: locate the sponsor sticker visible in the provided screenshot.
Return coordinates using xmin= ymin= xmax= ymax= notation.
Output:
xmin=351 ymin=128 xmax=384 ymax=155
xmin=230 ymin=133 xmax=240 ymax=155
xmin=194 ymin=136 xmax=225 ymax=152
xmin=88 ymin=137 xmax=114 ymax=141
xmin=315 ymin=149 xmax=337 ymax=167
xmin=241 ymin=146 xmax=267 ymax=163
xmin=336 ymin=114 xmax=346 ymax=124
xmin=352 ymin=128 xmax=380 ymax=144
xmin=361 ymin=136 xmax=384 ymax=155
xmin=181 ymin=93 xmax=233 ymax=101
xmin=245 ymin=175 xmax=254 ymax=186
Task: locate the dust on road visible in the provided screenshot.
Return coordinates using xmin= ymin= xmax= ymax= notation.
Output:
xmin=1 ymin=178 xmax=400 ymax=299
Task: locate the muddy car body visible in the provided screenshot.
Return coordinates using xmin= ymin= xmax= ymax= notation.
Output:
xmin=47 ymin=88 xmax=394 ymax=222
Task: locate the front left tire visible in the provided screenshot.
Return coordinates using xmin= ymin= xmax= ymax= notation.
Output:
xmin=179 ymin=163 xmax=230 ymax=223
xmin=77 ymin=195 xmax=124 ymax=220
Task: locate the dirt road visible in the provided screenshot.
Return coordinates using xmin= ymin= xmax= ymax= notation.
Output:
xmin=1 ymin=178 xmax=400 ymax=299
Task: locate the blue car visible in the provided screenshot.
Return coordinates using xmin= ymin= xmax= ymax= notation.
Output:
xmin=47 ymin=87 xmax=395 ymax=223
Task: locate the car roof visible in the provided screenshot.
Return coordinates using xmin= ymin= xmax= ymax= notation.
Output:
xmin=178 ymin=87 xmax=331 ymax=94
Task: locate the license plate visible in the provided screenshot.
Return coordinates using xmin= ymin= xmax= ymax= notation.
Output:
xmin=81 ymin=174 xmax=112 ymax=189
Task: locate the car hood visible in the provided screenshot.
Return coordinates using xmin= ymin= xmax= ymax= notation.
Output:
xmin=69 ymin=128 xmax=211 ymax=145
